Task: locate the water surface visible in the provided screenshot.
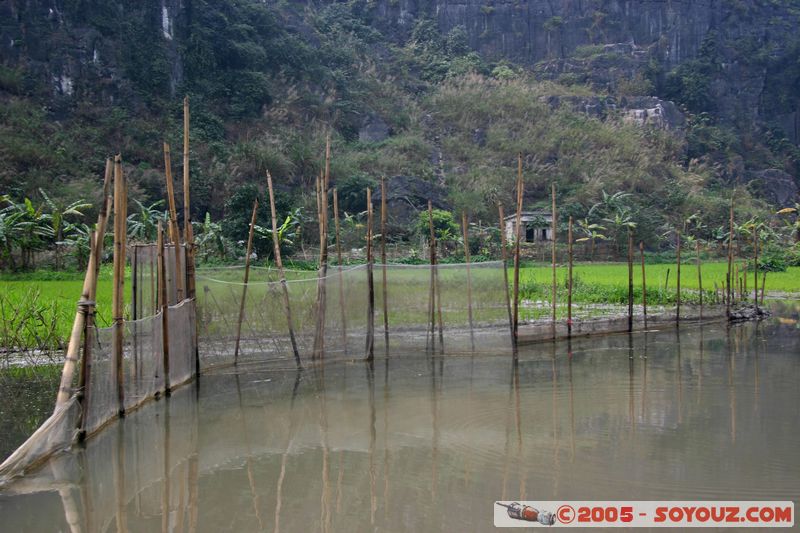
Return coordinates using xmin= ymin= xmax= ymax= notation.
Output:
xmin=1 ymin=303 xmax=799 ymax=532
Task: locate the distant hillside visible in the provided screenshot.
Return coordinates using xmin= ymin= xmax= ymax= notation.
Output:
xmin=0 ymin=0 xmax=797 ymax=250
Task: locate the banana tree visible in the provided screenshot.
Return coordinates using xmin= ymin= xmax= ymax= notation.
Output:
xmin=575 ymin=218 xmax=607 ymax=261
xmin=15 ymin=197 xmax=54 ymax=269
xmin=193 ymin=212 xmax=230 ymax=262
xmin=60 ymin=222 xmax=93 ymax=270
xmin=39 ymin=189 xmax=91 ymax=269
xmin=254 ymin=207 xmax=301 ymax=259
xmin=776 ymin=203 xmax=799 ymax=242
xmin=127 ymin=199 xmax=167 ymax=242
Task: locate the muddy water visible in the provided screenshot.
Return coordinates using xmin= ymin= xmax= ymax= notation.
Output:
xmin=1 ymin=303 xmax=799 ymax=532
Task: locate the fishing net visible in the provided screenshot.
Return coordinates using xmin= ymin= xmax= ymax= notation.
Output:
xmin=195 ymin=261 xmax=514 ymax=369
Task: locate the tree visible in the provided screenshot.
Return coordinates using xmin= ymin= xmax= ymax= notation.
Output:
xmin=193 ymin=212 xmax=231 ymax=262
xmin=127 ymin=199 xmax=167 ymax=242
xmin=39 ymin=189 xmax=91 ymax=270
xmin=575 ymin=218 xmax=607 ymax=260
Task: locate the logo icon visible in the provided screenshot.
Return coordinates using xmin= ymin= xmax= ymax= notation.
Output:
xmin=496 ymin=502 xmax=556 ymax=525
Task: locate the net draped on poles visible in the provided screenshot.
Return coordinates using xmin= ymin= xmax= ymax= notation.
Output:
xmin=196 ymin=260 xmax=514 ymax=369
xmin=0 ymin=255 xmax=512 ymax=483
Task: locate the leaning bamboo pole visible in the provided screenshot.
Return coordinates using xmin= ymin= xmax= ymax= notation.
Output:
xmin=380 ymin=177 xmax=389 ymax=351
xmin=760 ymin=272 xmax=766 ymax=305
xmin=550 ymin=183 xmax=557 ymax=339
xmin=267 ymin=172 xmax=302 ymax=368
xmin=627 ymin=228 xmax=634 ymax=333
xmin=512 ymin=154 xmax=523 ymax=342
xmin=112 ymin=155 xmax=127 ymax=415
xmin=462 ymin=211 xmax=475 ymax=350
xmin=567 ymin=217 xmax=573 ymax=338
xmin=163 ymin=142 xmax=184 ymax=302
xmin=158 ymin=221 xmax=171 ymax=395
xmin=332 ymin=188 xmax=348 ymax=352
xmin=640 ymin=242 xmax=647 ymax=329
xmin=365 ymin=188 xmax=375 ymax=360
xmin=498 ymin=204 xmax=514 ymax=342
xmin=676 ymin=229 xmax=681 ymax=324
xmin=234 ymin=199 xmax=259 ymax=363
xmin=726 ymin=193 xmax=735 ymax=317
xmin=56 ymin=159 xmax=113 ymax=408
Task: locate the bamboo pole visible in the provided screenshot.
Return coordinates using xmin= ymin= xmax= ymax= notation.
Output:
xmin=726 ymin=194 xmax=735 ymax=317
xmin=640 ymin=242 xmax=647 ymax=329
xmin=182 ymin=96 xmax=198 ymax=376
xmin=158 ymin=222 xmax=171 ymax=395
xmin=380 ymin=177 xmax=389 ymax=351
xmin=696 ymin=240 xmax=703 ymax=320
xmin=512 ymin=154 xmax=523 ymax=342
xmin=313 ymin=170 xmax=329 ymax=360
xmin=753 ymin=229 xmax=759 ymax=313
xmin=267 ymin=172 xmax=302 ymax=368
xmin=760 ymin=272 xmax=766 ymax=305
xmin=433 ymin=217 xmax=444 ymax=353
xmin=551 ymin=183 xmax=557 ymax=339
xmin=112 ymin=155 xmax=127 ymax=415
xmin=365 ymin=188 xmax=375 ymax=360
xmin=234 ymin=199 xmax=258 ymax=363
xmin=498 ymin=204 xmax=514 ymax=342
xmin=56 ymin=159 xmax=112 ymax=408
xmin=462 ymin=211 xmax=475 ymax=350
xmin=427 ymin=201 xmax=436 ymax=351
xmin=333 ymin=188 xmax=348 ymax=352
xmin=567 ymin=216 xmax=573 ymax=338
xmin=627 ymin=228 xmax=633 ymax=333
xmin=664 ymin=268 xmax=670 ymax=293
xmin=676 ymin=229 xmax=681 ymax=324
xmin=163 ymin=142 xmax=184 ymax=302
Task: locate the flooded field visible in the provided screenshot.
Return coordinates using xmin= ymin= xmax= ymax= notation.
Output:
xmin=1 ymin=302 xmax=798 ymax=532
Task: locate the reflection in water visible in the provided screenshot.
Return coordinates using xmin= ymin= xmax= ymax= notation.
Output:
xmin=1 ymin=314 xmax=800 ymax=532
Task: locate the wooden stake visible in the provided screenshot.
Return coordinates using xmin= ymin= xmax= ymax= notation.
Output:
xmin=234 ymin=199 xmax=258 ymax=363
xmin=183 ymin=97 xmax=198 ymax=376
xmin=726 ymin=193 xmax=735 ymax=317
xmin=551 ymin=182 xmax=557 ymax=339
xmin=163 ymin=142 xmax=184 ymax=301
xmin=427 ymin=201 xmax=436 ymax=351
xmin=158 ymin=221 xmax=171 ymax=395
xmin=567 ymin=216 xmax=573 ymax=337
xmin=753 ymin=229 xmax=759 ymax=313
xmin=640 ymin=242 xmax=647 ymax=329
xmin=498 ymin=204 xmax=514 ymax=341
xmin=676 ymin=229 xmax=681 ymax=324
xmin=333 ymin=188 xmax=348 ymax=352
xmin=365 ymin=188 xmax=375 ymax=360
xmin=380 ymin=177 xmax=389 ymax=351
xmin=267 ymin=172 xmax=302 ymax=368
xmin=696 ymin=240 xmax=703 ymax=320
xmin=512 ymin=154 xmax=523 ymax=343
xmin=112 ymin=154 xmax=126 ymax=415
xmin=57 ymin=159 xmax=112 ymax=409
xmin=760 ymin=271 xmax=766 ymax=305
xmin=462 ymin=211 xmax=475 ymax=350
xmin=313 ymin=168 xmax=329 ymax=360
xmin=627 ymin=228 xmax=633 ymax=333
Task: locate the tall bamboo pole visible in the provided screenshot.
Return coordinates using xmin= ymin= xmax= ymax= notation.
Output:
xmin=56 ymin=159 xmax=112 ymax=408
xmin=333 ymin=188 xmax=348 ymax=352
xmin=163 ymin=142 xmax=184 ymax=301
xmin=498 ymin=204 xmax=514 ymax=342
xmin=267 ymin=172 xmax=302 ymax=368
xmin=567 ymin=216 xmax=573 ymax=338
xmin=640 ymin=242 xmax=647 ymax=329
xmin=550 ymin=183 xmax=557 ymax=339
xmin=433 ymin=214 xmax=444 ymax=353
xmin=365 ymin=188 xmax=375 ymax=360
xmin=427 ymin=201 xmax=436 ymax=351
xmin=158 ymin=221 xmax=171 ymax=395
xmin=753 ymin=229 xmax=759 ymax=313
xmin=760 ymin=272 xmax=766 ymax=305
xmin=696 ymin=240 xmax=703 ymax=320
xmin=234 ymin=199 xmax=258 ymax=363
xmin=627 ymin=228 xmax=634 ymax=332
xmin=313 ymin=171 xmax=329 ymax=360
xmin=182 ymin=96 xmax=198 ymax=376
xmin=462 ymin=211 xmax=475 ymax=350
xmin=726 ymin=193 xmax=735 ymax=317
xmin=380 ymin=177 xmax=389 ymax=351
xmin=676 ymin=229 xmax=681 ymax=324
xmin=112 ymin=155 xmax=126 ymax=415
xmin=512 ymin=154 xmax=523 ymax=342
